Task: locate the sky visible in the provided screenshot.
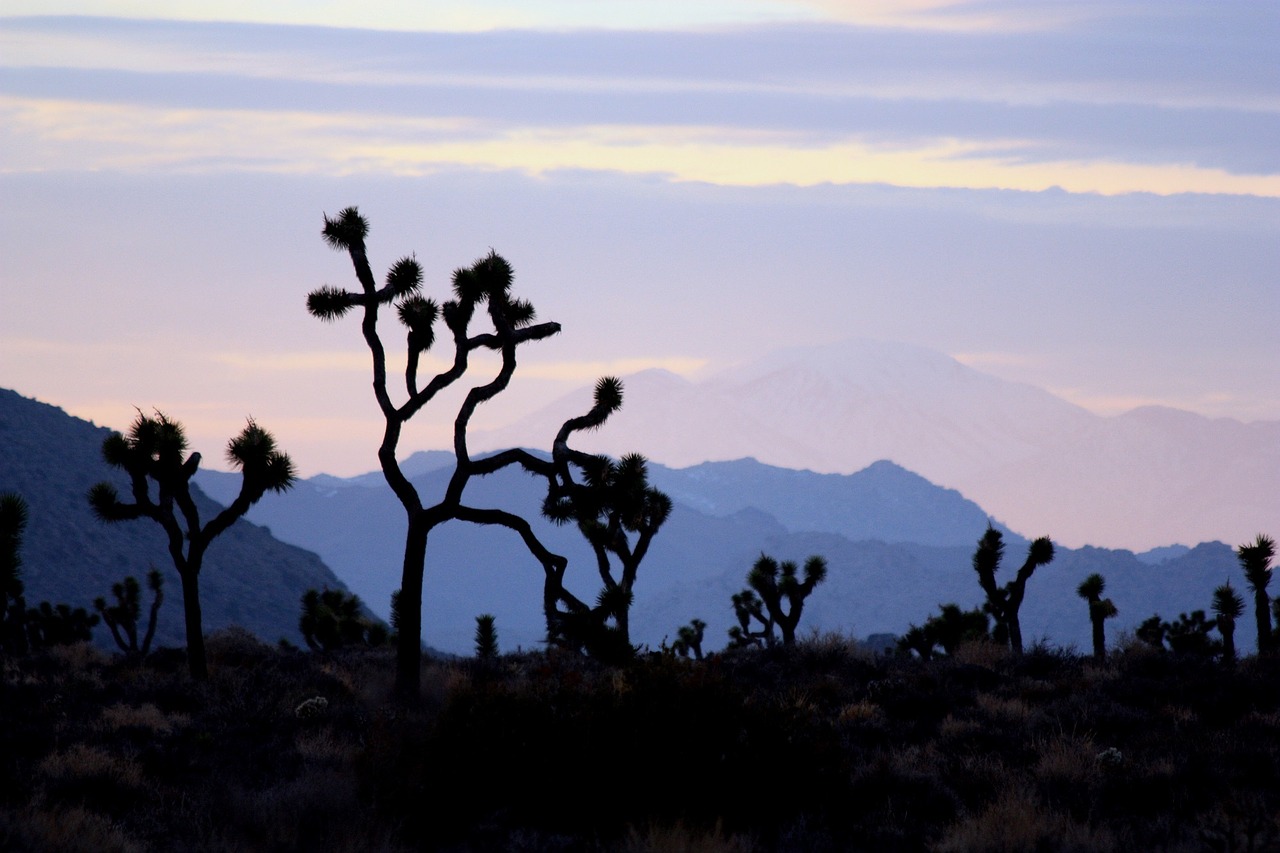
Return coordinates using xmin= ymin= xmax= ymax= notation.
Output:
xmin=1 ymin=1 xmax=1277 ymax=480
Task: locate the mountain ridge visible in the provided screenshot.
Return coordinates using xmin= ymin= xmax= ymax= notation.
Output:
xmin=465 ymin=338 xmax=1278 ymax=550
xmin=0 ymin=387 xmax=352 ymax=649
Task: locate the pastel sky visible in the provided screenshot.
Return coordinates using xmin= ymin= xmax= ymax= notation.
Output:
xmin=1 ymin=1 xmax=1277 ymax=477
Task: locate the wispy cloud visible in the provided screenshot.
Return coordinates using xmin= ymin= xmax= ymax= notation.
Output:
xmin=5 ymin=94 xmax=1276 ymax=197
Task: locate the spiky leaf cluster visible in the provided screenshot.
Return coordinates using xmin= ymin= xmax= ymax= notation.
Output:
xmin=474 ymin=613 xmax=499 ymax=660
xmin=1 ymin=492 xmax=28 ymax=602
xmin=1213 ymin=583 xmax=1245 ymax=621
xmin=306 ymin=286 xmax=357 ymax=322
xmin=227 ymin=419 xmax=297 ymax=496
xmin=321 ymin=206 xmax=368 ymax=251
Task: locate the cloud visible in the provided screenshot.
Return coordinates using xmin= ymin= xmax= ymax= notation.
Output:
xmin=5 ymin=93 xmax=1277 ymax=197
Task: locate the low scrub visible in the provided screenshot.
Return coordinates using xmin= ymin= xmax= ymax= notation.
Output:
xmin=2 ymin=634 xmax=1280 ymax=850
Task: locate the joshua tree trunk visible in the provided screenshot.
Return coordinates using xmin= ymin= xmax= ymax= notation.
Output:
xmin=179 ymin=569 xmax=208 ymax=680
xmin=1254 ymin=587 xmax=1273 ymax=655
xmin=1090 ymin=611 xmax=1106 ymax=662
xmin=1221 ymin=622 xmax=1237 ymax=664
xmin=396 ymin=518 xmax=429 ymax=698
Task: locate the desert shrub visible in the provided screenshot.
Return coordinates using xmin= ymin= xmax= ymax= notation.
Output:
xmin=934 ymin=788 xmax=1116 ymax=853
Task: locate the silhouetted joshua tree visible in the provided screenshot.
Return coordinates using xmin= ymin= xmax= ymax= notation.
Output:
xmin=1076 ymin=573 xmax=1117 ymax=662
xmin=1138 ymin=611 xmax=1221 ymax=657
xmin=474 ymin=613 xmax=499 ymax=661
xmin=1237 ymin=534 xmax=1275 ymax=655
xmin=300 ymin=588 xmax=386 ymax=651
xmin=1 ymin=492 xmax=30 ymax=655
xmin=898 ymin=603 xmax=989 ymax=660
xmin=89 ymin=411 xmax=296 ymax=679
xmin=971 ymin=526 xmax=1054 ymax=656
xmin=308 ymin=208 xmax=566 ymax=697
xmin=95 ymin=569 xmax=164 ymax=660
xmin=729 ymin=554 xmax=827 ymax=648
xmin=541 ymin=377 xmax=672 ymax=662
xmin=24 ymin=601 xmax=98 ymax=648
xmin=1212 ymin=583 xmax=1246 ymax=664
xmin=672 ymin=618 xmax=707 ymax=660
xmin=729 ymin=589 xmax=775 ymax=649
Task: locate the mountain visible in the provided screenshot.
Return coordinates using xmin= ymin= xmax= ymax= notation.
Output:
xmin=196 ymin=453 xmax=1244 ymax=657
xmin=0 ymin=388 xmax=352 ymax=648
xmin=466 ymin=338 xmax=1279 ymax=551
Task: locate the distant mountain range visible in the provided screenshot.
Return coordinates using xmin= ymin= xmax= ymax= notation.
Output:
xmin=196 ymin=449 xmax=1247 ymax=657
xmin=0 ymin=388 xmax=352 ymax=648
xmin=469 ymin=339 xmax=1279 ymax=551
xmin=5 ymin=344 xmax=1267 ymax=659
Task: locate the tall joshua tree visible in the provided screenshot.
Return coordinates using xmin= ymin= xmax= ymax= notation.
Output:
xmin=1212 ymin=582 xmax=1245 ymax=664
xmin=1 ymin=492 xmax=30 ymax=655
xmin=1075 ymin=573 xmax=1117 ymax=662
xmin=1237 ymin=534 xmax=1275 ymax=655
xmin=89 ymin=411 xmax=296 ymax=679
xmin=731 ymin=554 xmax=828 ymax=647
xmin=541 ymin=377 xmax=672 ymax=661
xmin=308 ymin=208 xmax=566 ymax=697
xmin=971 ymin=526 xmax=1054 ymax=656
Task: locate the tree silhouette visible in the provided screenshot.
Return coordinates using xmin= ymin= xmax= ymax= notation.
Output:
xmin=474 ymin=614 xmax=499 ymax=661
xmin=672 ymin=618 xmax=706 ymax=660
xmin=24 ymin=601 xmax=98 ymax=648
xmin=1212 ymin=583 xmax=1245 ymax=664
xmin=728 ymin=588 xmax=774 ymax=649
xmin=1138 ymin=611 xmax=1221 ymax=657
xmin=898 ymin=603 xmax=990 ymax=660
xmin=970 ymin=526 xmax=1054 ymax=656
xmin=1075 ymin=573 xmax=1117 ymax=662
xmin=300 ymin=588 xmax=386 ymax=651
xmin=1 ymin=492 xmax=29 ymax=655
xmin=89 ymin=411 xmax=296 ymax=679
xmin=541 ymin=377 xmax=672 ymax=661
xmin=1236 ymin=534 xmax=1275 ymax=655
xmin=308 ymin=208 xmax=565 ymax=698
xmin=94 ymin=569 xmax=164 ymax=660
xmin=729 ymin=554 xmax=827 ymax=648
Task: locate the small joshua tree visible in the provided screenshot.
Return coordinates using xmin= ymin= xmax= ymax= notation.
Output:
xmin=1139 ymin=611 xmax=1220 ymax=656
xmin=730 ymin=554 xmax=827 ymax=648
xmin=1076 ymin=573 xmax=1118 ymax=662
xmin=1237 ymin=534 xmax=1275 ymax=655
xmin=541 ymin=378 xmax=672 ymax=661
xmin=309 ymin=208 xmax=566 ymax=697
xmin=89 ymin=411 xmax=296 ymax=679
xmin=1 ymin=492 xmax=29 ymax=655
xmin=971 ymin=526 xmax=1054 ymax=656
xmin=24 ymin=601 xmax=99 ymax=648
xmin=672 ymin=618 xmax=706 ymax=660
xmin=898 ymin=603 xmax=990 ymax=660
xmin=474 ymin=613 xmax=499 ymax=661
xmin=728 ymin=589 xmax=774 ymax=649
xmin=300 ymin=588 xmax=386 ymax=651
xmin=1212 ymin=582 xmax=1245 ymax=664
xmin=95 ymin=569 xmax=164 ymax=660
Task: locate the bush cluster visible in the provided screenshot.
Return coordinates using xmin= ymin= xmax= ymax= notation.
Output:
xmin=3 ymin=634 xmax=1280 ymax=851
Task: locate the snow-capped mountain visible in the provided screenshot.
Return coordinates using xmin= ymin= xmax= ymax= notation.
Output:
xmin=470 ymin=339 xmax=1279 ymax=550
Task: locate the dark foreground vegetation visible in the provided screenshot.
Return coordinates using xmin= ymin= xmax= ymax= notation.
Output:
xmin=4 ymin=632 xmax=1280 ymax=852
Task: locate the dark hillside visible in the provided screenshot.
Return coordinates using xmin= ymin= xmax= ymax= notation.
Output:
xmin=0 ymin=387 xmax=351 ymax=647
